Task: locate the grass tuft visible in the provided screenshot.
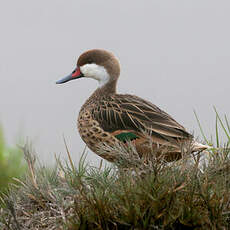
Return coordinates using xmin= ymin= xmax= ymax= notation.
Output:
xmin=0 ymin=111 xmax=230 ymax=229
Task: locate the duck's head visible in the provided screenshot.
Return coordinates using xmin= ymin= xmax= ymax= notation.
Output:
xmin=56 ymin=49 xmax=120 ymax=88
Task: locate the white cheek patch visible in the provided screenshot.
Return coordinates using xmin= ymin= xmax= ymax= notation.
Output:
xmin=80 ymin=63 xmax=110 ymax=87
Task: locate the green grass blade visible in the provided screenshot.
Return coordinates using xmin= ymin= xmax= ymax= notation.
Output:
xmin=213 ymin=106 xmax=230 ymax=143
xmin=78 ymin=146 xmax=88 ymax=176
xmin=193 ymin=110 xmax=209 ymax=144
xmin=63 ymin=135 xmax=75 ymax=173
xmin=224 ymin=115 xmax=230 ymax=145
xmin=215 ymin=114 xmax=219 ymax=148
xmin=224 ymin=115 xmax=230 ymax=134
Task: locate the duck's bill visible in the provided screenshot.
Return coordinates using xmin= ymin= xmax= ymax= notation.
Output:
xmin=56 ymin=68 xmax=83 ymax=84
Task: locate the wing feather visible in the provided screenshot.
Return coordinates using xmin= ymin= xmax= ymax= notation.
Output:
xmin=90 ymin=94 xmax=192 ymax=141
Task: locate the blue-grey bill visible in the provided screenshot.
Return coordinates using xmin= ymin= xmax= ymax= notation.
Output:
xmin=56 ymin=74 xmax=73 ymax=84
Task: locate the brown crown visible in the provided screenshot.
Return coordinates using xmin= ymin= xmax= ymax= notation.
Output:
xmin=77 ymin=49 xmax=120 ymax=80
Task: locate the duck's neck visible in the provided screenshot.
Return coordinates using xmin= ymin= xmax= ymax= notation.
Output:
xmin=84 ymin=79 xmax=117 ymax=106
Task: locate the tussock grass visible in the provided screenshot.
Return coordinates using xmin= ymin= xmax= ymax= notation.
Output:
xmin=1 ymin=110 xmax=230 ymax=230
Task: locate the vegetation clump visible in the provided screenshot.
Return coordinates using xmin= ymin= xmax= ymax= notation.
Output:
xmin=0 ymin=110 xmax=230 ymax=229
xmin=0 ymin=125 xmax=26 ymax=192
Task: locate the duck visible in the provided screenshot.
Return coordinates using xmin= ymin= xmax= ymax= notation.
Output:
xmin=56 ymin=49 xmax=208 ymax=162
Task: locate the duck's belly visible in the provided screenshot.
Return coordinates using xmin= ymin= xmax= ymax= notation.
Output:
xmin=77 ymin=110 xmax=120 ymax=161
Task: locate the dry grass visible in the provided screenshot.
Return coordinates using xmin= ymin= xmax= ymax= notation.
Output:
xmin=1 ymin=109 xmax=230 ymax=229
xmin=0 ymin=140 xmax=230 ymax=230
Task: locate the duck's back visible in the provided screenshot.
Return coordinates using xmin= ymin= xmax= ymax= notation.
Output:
xmin=88 ymin=93 xmax=192 ymax=139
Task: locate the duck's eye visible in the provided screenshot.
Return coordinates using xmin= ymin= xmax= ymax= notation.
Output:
xmin=88 ymin=59 xmax=93 ymax=64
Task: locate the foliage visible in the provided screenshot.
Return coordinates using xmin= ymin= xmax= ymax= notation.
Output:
xmin=0 ymin=125 xmax=26 ymax=193
xmin=0 ymin=110 xmax=230 ymax=229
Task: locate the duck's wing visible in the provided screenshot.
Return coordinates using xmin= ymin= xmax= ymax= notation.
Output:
xmin=91 ymin=94 xmax=192 ymax=144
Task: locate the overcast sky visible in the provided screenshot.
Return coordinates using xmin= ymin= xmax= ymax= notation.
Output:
xmin=0 ymin=0 xmax=229 ymax=165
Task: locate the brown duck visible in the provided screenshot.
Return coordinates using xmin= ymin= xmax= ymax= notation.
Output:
xmin=56 ymin=49 xmax=208 ymax=162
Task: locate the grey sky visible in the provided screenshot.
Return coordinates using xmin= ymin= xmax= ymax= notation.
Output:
xmin=0 ymin=0 xmax=229 ymax=165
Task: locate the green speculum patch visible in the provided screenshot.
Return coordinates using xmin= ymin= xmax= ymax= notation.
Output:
xmin=115 ymin=132 xmax=139 ymax=142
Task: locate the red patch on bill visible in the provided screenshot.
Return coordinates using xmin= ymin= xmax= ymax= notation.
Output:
xmin=72 ymin=68 xmax=81 ymax=78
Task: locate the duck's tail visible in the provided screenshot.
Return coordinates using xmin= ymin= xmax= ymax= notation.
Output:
xmin=192 ymin=141 xmax=210 ymax=152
